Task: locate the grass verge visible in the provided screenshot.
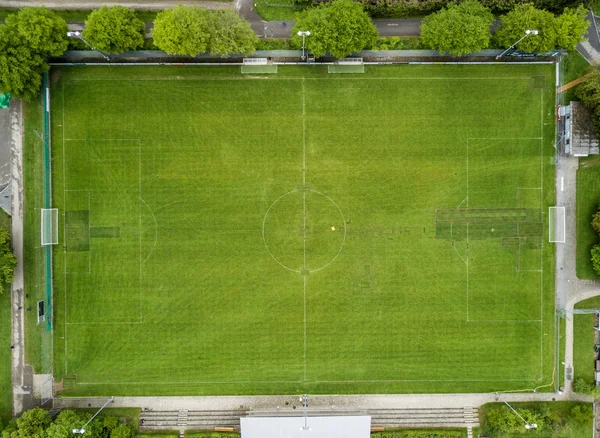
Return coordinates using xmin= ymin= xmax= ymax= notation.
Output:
xmin=575 ymin=160 xmax=600 ymax=279
xmin=0 ymin=211 xmax=12 ymax=424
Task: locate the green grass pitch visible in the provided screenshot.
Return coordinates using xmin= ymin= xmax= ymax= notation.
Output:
xmin=49 ymin=65 xmax=556 ymax=396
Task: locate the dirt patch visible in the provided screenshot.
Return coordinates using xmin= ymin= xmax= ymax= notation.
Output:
xmin=51 ymin=69 xmax=61 ymax=84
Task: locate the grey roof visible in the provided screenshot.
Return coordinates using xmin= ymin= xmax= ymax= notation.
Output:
xmin=241 ymin=416 xmax=371 ymax=438
xmin=571 ymin=101 xmax=600 ymax=156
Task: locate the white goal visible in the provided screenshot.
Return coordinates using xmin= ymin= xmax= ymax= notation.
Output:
xmin=549 ymin=206 xmax=565 ymax=243
xmin=41 ymin=208 xmax=58 ymax=246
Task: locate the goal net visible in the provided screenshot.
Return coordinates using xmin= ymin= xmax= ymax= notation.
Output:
xmin=241 ymin=58 xmax=278 ymax=74
xmin=329 ymin=58 xmax=365 ymax=74
xmin=41 ymin=208 xmax=58 ymax=246
xmin=549 ymin=206 xmax=565 ymax=243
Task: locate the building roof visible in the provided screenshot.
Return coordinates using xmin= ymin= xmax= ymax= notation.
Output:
xmin=241 ymin=416 xmax=371 ymax=438
xmin=571 ymin=101 xmax=599 ymax=156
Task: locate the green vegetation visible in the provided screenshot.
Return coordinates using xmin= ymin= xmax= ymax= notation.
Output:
xmin=0 ymin=211 xmax=11 ymax=425
xmin=371 ymin=430 xmax=466 ymax=438
xmin=0 ymin=225 xmax=15 ymax=286
xmin=291 ymin=0 xmax=377 ymax=58
xmin=253 ymin=0 xmax=306 ymax=21
xmin=152 ymin=7 xmax=257 ymax=57
xmin=255 ymin=36 xmax=423 ymax=51
xmin=0 ymin=7 xmax=68 ymax=100
xmin=496 ymin=4 xmax=588 ymax=53
xmin=573 ymin=296 xmax=600 ymax=393
xmin=22 ymin=97 xmax=46 ymax=373
xmin=47 ymin=64 xmax=555 ymax=397
xmin=573 ymin=313 xmax=596 ymax=391
xmin=421 ymin=0 xmax=493 ymax=56
xmin=480 ymin=402 xmax=594 ymax=437
xmin=2 ymin=408 xmax=137 ymax=438
xmin=83 ymin=7 xmax=145 ymax=54
xmin=575 ymin=160 xmax=600 ymax=278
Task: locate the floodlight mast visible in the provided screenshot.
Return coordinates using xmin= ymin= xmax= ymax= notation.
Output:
xmin=66 ymin=31 xmax=110 ymax=61
xmin=496 ymin=29 xmax=539 ymax=59
xmin=300 ymin=394 xmax=311 ymax=431
xmin=297 ymin=31 xmax=311 ymax=61
xmin=72 ymin=397 xmax=115 ymax=434
xmin=502 ymin=401 xmax=538 ymax=430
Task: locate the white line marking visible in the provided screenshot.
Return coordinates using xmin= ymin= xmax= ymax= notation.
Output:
xmin=62 ymin=82 xmax=68 ymax=375
xmin=561 ymin=177 xmax=564 ymax=192
xmin=138 ymin=140 xmax=143 ymax=324
xmin=303 ymin=275 xmax=307 ymax=381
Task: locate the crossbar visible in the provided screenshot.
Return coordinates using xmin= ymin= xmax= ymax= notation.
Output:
xmin=243 ymin=58 xmax=269 ymax=65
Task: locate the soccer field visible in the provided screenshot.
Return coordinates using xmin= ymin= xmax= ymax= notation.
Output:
xmin=50 ymin=65 xmax=556 ymax=396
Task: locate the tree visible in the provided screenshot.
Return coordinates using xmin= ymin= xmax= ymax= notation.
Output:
xmin=0 ymin=8 xmax=67 ymax=101
xmin=555 ymin=5 xmax=588 ymax=51
xmin=421 ymin=0 xmax=494 ymax=56
xmin=45 ymin=411 xmax=85 ymax=438
xmin=291 ymin=0 xmax=378 ymax=59
xmin=592 ymin=244 xmax=600 ymax=276
xmin=12 ymin=407 xmax=51 ymax=438
xmin=152 ymin=6 xmax=211 ymax=56
xmin=4 ymin=7 xmax=68 ymax=56
xmin=83 ymin=7 xmax=145 ymax=54
xmin=0 ymin=227 xmax=16 ymax=288
xmin=205 ymin=10 xmax=257 ymax=57
xmin=0 ymin=25 xmax=47 ymax=101
xmin=496 ymin=4 xmax=557 ymax=53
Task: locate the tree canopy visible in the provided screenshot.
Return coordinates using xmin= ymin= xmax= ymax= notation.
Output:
xmin=4 ymin=7 xmax=68 ymax=56
xmin=421 ymin=0 xmax=494 ymax=55
xmin=554 ymin=5 xmax=588 ymax=51
xmin=0 ymin=227 xmax=17 ymax=288
xmin=291 ymin=0 xmax=378 ymax=59
xmin=206 ymin=10 xmax=258 ymax=57
xmin=496 ymin=4 xmax=558 ymax=53
xmin=152 ymin=6 xmax=210 ymax=57
xmin=83 ymin=6 xmax=145 ymax=54
xmin=152 ymin=7 xmax=256 ymax=57
xmin=1 ymin=408 xmax=135 ymax=438
xmin=0 ymin=7 xmax=67 ymax=100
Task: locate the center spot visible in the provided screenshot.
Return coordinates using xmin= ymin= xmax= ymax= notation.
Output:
xmin=262 ymin=190 xmax=346 ymax=273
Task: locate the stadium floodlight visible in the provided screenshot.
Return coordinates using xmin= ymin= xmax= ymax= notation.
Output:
xmin=503 ymin=401 xmax=537 ymax=430
xmin=72 ymin=397 xmax=114 ymax=434
xmin=297 ymin=31 xmax=311 ymax=61
xmin=300 ymin=394 xmax=311 ymax=431
xmin=66 ymin=31 xmax=110 ymax=61
xmin=496 ymin=29 xmax=539 ymax=59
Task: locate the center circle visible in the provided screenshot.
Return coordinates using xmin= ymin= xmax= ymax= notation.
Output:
xmin=262 ymin=189 xmax=346 ymax=273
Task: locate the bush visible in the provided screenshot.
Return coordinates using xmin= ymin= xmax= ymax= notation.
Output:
xmin=573 ymin=377 xmax=596 ymax=394
xmin=592 ymin=210 xmax=600 ymax=233
xmin=368 ymin=36 xmax=423 ymax=50
xmin=570 ymin=404 xmax=594 ymax=423
xmin=591 ymin=244 xmax=600 ymax=276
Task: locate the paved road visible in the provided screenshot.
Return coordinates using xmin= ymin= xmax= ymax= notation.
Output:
xmin=53 ymin=391 xmax=592 ymax=413
xmin=0 ymin=0 xmax=232 ymax=8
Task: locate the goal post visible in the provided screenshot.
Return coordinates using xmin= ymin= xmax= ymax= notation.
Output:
xmin=41 ymin=208 xmax=58 ymax=246
xmin=549 ymin=206 xmax=566 ymax=243
xmin=328 ymin=58 xmax=365 ymax=74
xmin=241 ymin=58 xmax=277 ymax=74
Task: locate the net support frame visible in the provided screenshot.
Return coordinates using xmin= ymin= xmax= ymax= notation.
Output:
xmin=549 ymin=206 xmax=566 ymax=243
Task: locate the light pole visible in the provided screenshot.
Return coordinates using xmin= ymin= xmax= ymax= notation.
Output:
xmin=300 ymin=394 xmax=311 ymax=431
xmin=66 ymin=31 xmax=110 ymax=61
xmin=503 ymin=401 xmax=538 ymax=430
xmin=496 ymin=29 xmax=538 ymax=59
xmin=72 ymin=397 xmax=115 ymax=434
xmin=297 ymin=31 xmax=311 ymax=61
